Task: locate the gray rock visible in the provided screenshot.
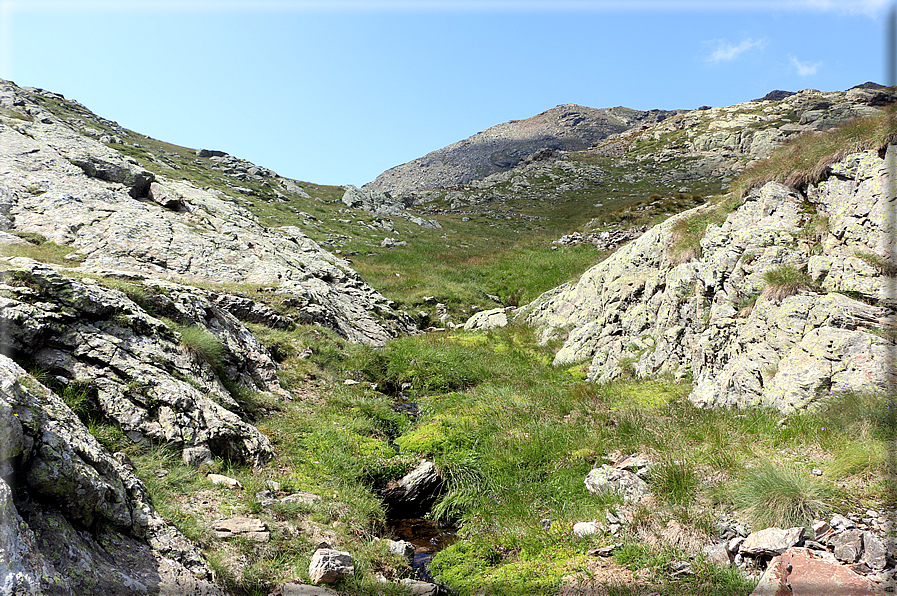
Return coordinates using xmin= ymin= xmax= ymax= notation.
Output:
xmin=308 ymin=549 xmax=354 ymax=584
xmin=833 ymin=529 xmax=864 ymax=563
xmin=0 ymin=355 xmax=226 ymax=594
xmin=197 ymin=148 xmax=228 ymax=158
xmin=387 ymin=539 xmax=415 ymax=562
xmin=399 ymin=579 xmax=440 ymax=595
xmin=573 ymin=522 xmax=602 ymax=537
xmin=212 ymin=516 xmax=269 ymax=542
xmin=584 ymin=464 xmax=649 ymax=502
xmin=463 ymin=307 xmax=510 ymax=331
xmin=519 ymin=149 xmax=894 ymax=413
xmin=703 ymin=542 xmax=733 ymax=566
xmin=860 ymin=531 xmax=887 ymax=571
xmin=740 ymin=526 xmax=805 ymax=557
xmin=148 ymin=181 xmax=185 ymax=210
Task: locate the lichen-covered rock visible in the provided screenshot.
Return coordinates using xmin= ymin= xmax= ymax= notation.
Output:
xmin=0 ymin=79 xmax=415 ymax=346
xmin=463 ymin=307 xmax=510 ymax=331
xmin=308 ymin=549 xmax=354 ymax=584
xmin=584 ymin=465 xmax=648 ymax=502
xmin=519 ymin=148 xmax=895 ymax=412
xmin=0 ymin=355 xmax=226 ymax=595
xmin=0 ymin=260 xmax=274 ymax=466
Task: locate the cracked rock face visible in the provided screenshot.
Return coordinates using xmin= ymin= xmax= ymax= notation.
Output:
xmin=0 ymin=78 xmax=415 ymax=346
xmin=519 ymin=148 xmax=895 ymax=412
xmin=0 ymin=355 xmax=227 ymax=595
xmin=0 ymin=260 xmax=275 ymax=467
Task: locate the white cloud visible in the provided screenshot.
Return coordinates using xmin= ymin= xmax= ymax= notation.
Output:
xmin=705 ymin=37 xmax=765 ymax=64
xmin=789 ymin=54 xmax=823 ymax=76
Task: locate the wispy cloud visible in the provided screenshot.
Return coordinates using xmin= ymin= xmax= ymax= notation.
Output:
xmin=705 ymin=38 xmax=765 ymax=64
xmin=789 ymin=54 xmax=822 ymax=76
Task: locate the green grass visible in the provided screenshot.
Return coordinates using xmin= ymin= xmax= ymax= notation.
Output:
xmin=176 ymin=325 xmax=227 ymax=370
xmin=731 ymin=104 xmax=897 ymax=198
xmin=761 ymin=264 xmax=812 ymax=302
xmin=728 ymin=462 xmax=835 ymax=529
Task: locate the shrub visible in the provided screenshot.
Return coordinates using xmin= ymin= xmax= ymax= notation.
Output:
xmin=761 ymin=264 xmax=811 ymax=302
xmin=730 ymin=462 xmax=834 ymax=529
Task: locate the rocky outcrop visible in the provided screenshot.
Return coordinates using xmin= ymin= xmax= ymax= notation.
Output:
xmin=519 ymin=147 xmax=895 ymax=412
xmin=341 ymin=185 xmax=441 ymax=228
xmin=364 ymin=104 xmax=682 ymax=195
xmin=1 ymin=258 xmax=276 ymax=466
xmin=0 ymin=78 xmax=415 ymax=346
xmin=0 ymin=355 xmax=226 ymax=595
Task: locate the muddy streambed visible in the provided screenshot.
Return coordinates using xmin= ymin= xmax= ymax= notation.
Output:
xmin=387 ymin=516 xmax=458 ymax=579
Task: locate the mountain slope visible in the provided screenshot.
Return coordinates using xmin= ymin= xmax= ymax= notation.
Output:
xmin=363 ymin=104 xmax=683 ymax=195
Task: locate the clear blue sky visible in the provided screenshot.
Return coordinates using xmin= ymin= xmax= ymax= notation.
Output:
xmin=0 ymin=1 xmax=890 ymax=186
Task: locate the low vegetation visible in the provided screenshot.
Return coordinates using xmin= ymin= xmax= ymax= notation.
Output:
xmin=761 ymin=264 xmax=813 ymax=302
xmin=731 ymin=103 xmax=897 ymax=198
xmin=93 ymin=318 xmax=893 ymax=596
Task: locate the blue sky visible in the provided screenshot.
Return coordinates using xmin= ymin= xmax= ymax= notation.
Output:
xmin=0 ymin=1 xmax=891 ymax=186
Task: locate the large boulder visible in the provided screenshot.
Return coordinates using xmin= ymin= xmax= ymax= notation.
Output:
xmin=0 ymin=78 xmax=415 ymax=346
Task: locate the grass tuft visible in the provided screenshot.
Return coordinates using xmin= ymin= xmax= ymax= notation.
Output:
xmin=730 ymin=462 xmax=834 ymax=529
xmin=761 ymin=264 xmax=812 ymax=302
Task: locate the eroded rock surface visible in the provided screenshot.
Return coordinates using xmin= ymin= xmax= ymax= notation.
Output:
xmin=0 ymin=355 xmax=226 ymax=595
xmin=520 ymin=148 xmax=895 ymax=412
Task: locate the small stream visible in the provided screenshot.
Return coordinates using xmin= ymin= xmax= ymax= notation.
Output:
xmin=386 ymin=517 xmax=458 ymax=579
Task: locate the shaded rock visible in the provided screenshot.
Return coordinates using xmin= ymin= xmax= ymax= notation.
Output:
xmin=308 ymin=549 xmax=354 ymax=584
xmin=741 ymin=527 xmax=805 ymax=557
xmin=832 ymin=528 xmax=864 ymax=563
xmin=182 ymin=445 xmax=213 ymax=468
xmin=860 ymin=531 xmax=887 ymax=571
xmin=197 ymin=149 xmax=227 ymax=158
xmin=750 ymin=547 xmax=887 ymax=596
xmin=584 ymin=464 xmax=648 ymax=502
xmin=381 ymin=460 xmax=443 ymax=516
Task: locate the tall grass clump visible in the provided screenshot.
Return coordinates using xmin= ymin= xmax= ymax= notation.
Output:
xmin=177 ymin=325 xmax=227 ymax=370
xmin=730 ymin=462 xmax=834 ymax=529
xmin=761 ymin=264 xmax=812 ymax=302
xmin=731 ymin=104 xmax=897 ymax=198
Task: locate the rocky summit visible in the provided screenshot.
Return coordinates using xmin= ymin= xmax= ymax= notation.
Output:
xmin=0 ymin=76 xmax=896 ymax=596
xmin=364 ymin=104 xmax=683 ymax=195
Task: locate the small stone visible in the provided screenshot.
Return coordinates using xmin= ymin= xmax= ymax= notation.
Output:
xmin=182 ymin=445 xmax=213 ymax=468
xmin=573 ymin=522 xmax=602 ymax=537
xmin=387 ymin=539 xmax=415 ymax=562
xmin=207 ymin=473 xmax=243 ymax=489
xmin=308 ymin=549 xmax=354 ymax=584
xmin=831 ymin=514 xmax=856 ymax=531
xmin=343 ymin=379 xmax=359 ymax=386
xmin=587 ymin=543 xmax=621 ymax=557
xmin=212 ymin=516 xmax=269 ymax=542
xmin=540 ymin=519 xmax=552 ymax=531
xmin=811 ymin=468 xmax=822 ymax=476
xmin=703 ymin=541 xmax=733 ymax=566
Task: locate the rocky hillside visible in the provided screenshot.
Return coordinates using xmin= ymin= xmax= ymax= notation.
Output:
xmin=364 ymin=104 xmax=683 ymax=195
xmin=0 ymin=79 xmax=414 ymax=345
xmin=514 ymin=134 xmax=895 ymax=413
xmin=0 ymin=78 xmax=419 ymax=594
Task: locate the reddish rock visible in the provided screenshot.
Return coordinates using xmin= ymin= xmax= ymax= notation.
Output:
xmin=751 ymin=547 xmax=888 ymax=596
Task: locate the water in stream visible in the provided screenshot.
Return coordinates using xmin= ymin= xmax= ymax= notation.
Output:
xmin=387 ymin=517 xmax=458 ymax=580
